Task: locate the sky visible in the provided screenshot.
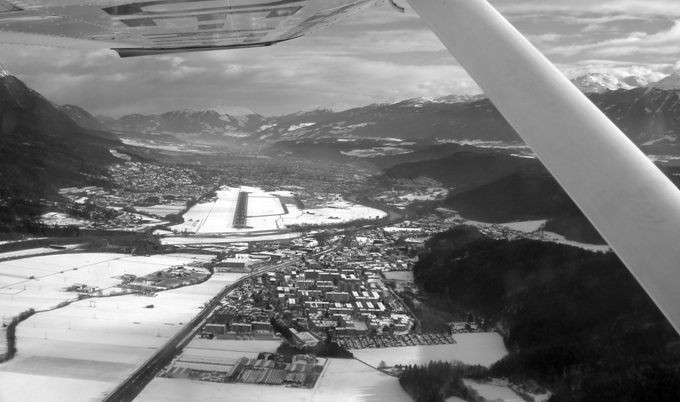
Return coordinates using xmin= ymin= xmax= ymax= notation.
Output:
xmin=1 ymin=0 xmax=680 ymax=117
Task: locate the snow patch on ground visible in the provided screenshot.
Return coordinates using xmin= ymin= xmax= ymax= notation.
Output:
xmin=642 ymin=135 xmax=677 ymax=146
xmin=288 ymin=123 xmax=316 ymax=132
xmin=0 ymin=247 xmax=58 ymax=260
xmin=541 ymin=231 xmax=611 ymax=252
xmin=384 ymin=271 xmax=413 ymax=282
xmin=463 ymin=380 xmax=523 ymax=402
xmin=498 ymin=220 xmax=546 ymax=233
xmin=134 ymin=205 xmax=186 ymax=217
xmin=341 ymin=147 xmax=411 ymax=158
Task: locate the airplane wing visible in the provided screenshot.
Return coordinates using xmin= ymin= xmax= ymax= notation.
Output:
xmin=0 ymin=0 xmax=381 ymax=56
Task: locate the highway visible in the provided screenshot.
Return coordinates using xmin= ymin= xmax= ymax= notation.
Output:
xmin=102 ymin=257 xmax=295 ymax=402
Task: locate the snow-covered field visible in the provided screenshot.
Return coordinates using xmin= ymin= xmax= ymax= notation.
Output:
xmin=463 ymin=380 xmax=523 ymax=402
xmin=498 ymin=220 xmax=546 ymax=233
xmin=352 ymin=333 xmax=508 ymax=368
xmin=384 ymin=271 xmax=413 ymax=282
xmin=183 ymin=338 xmax=282 ymax=357
xmin=134 ymin=205 xmax=186 ymax=217
xmin=541 ymin=231 xmax=611 ymax=252
xmin=0 ymin=266 xmax=242 ymax=402
xmin=247 ymin=196 xmax=284 ymax=217
xmin=313 ymin=358 xmax=411 ymax=401
xmin=135 ymin=358 xmax=411 ymax=402
xmin=135 ymin=377 xmax=312 ymax=402
xmin=0 ymin=247 xmax=59 ymax=261
xmin=0 ymin=238 xmax=47 ymax=246
xmin=0 ymin=253 xmax=213 ymax=319
xmin=280 ymin=202 xmax=386 ymax=227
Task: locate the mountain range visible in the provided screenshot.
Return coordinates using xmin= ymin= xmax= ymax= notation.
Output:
xmin=89 ymin=72 xmax=680 ymax=157
xmin=96 ymin=107 xmax=265 ymax=144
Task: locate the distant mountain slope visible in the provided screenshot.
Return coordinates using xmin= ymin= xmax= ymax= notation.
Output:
xmin=98 ymin=73 xmax=680 ymax=156
xmin=589 ymin=85 xmax=680 ymax=146
xmin=0 ymin=67 xmax=121 ymax=201
xmin=252 ymin=97 xmax=521 ymax=144
xmin=57 ymin=104 xmax=111 ymax=131
xmin=383 ymin=149 xmax=605 ymax=243
xmin=443 ymin=170 xmax=580 ymax=222
xmin=371 ymin=143 xmax=491 ymax=169
xmin=102 ymin=107 xmax=265 ymax=144
xmin=383 ymin=151 xmax=545 ymax=190
xmin=251 ymin=73 xmax=679 ymax=155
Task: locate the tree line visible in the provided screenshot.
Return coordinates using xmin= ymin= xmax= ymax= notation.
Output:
xmin=399 ymin=360 xmax=488 ymax=402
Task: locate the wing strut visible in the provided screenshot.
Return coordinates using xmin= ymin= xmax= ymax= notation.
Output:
xmin=405 ymin=0 xmax=680 ymax=333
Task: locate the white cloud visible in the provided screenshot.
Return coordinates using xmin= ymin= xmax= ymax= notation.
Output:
xmin=543 ymin=20 xmax=680 ymax=59
xmin=556 ymin=60 xmax=671 ymax=82
xmin=490 ymin=0 xmax=680 ymax=18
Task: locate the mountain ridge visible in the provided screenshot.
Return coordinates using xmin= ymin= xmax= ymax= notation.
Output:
xmin=0 ymin=69 xmax=122 ymax=202
xmin=90 ymin=72 xmax=680 ymax=154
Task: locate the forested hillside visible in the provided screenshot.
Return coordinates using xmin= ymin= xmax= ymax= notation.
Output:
xmin=412 ymin=226 xmax=680 ymax=401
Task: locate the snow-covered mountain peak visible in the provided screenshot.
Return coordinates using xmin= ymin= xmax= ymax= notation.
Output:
xmin=393 ymin=97 xmax=434 ymax=107
xmin=210 ymin=105 xmax=258 ymax=117
xmin=0 ymin=63 xmax=10 ymax=78
xmin=570 ymin=73 xmax=641 ymax=93
xmin=647 ymin=74 xmax=680 ymax=91
xmin=433 ymin=94 xmax=485 ymax=104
